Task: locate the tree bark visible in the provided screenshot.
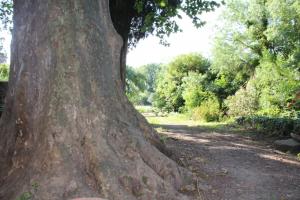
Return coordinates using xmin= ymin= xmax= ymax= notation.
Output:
xmin=0 ymin=1 xmax=192 ymax=199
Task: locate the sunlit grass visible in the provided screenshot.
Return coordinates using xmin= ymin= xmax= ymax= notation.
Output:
xmin=144 ymin=110 xmax=233 ymax=129
xmin=134 ymin=105 xmax=153 ymax=113
xmin=146 ymin=112 xmax=195 ymax=125
xmin=134 ymin=105 xmax=252 ymax=135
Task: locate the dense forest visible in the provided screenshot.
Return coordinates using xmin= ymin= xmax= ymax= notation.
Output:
xmin=126 ymin=0 xmax=300 ymax=136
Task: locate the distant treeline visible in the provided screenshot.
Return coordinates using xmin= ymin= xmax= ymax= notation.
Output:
xmin=126 ymin=0 xmax=300 ymax=124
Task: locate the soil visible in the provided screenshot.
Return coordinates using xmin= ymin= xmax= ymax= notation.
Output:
xmin=156 ymin=124 xmax=300 ymax=200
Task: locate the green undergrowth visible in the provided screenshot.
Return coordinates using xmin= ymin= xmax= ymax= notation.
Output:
xmin=136 ymin=106 xmax=298 ymax=140
xmin=236 ymin=116 xmax=300 ymax=137
xmin=136 ymin=107 xmax=270 ymax=138
xmin=143 ymin=111 xmax=243 ymax=133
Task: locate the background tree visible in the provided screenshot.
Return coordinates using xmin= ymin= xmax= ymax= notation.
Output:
xmin=125 ymin=66 xmax=147 ymax=104
xmin=153 ymin=53 xmax=210 ymax=112
xmin=125 ymin=64 xmax=162 ymax=105
xmin=137 ymin=63 xmax=162 ymax=94
xmin=0 ymin=0 xmax=12 ymax=29
xmin=214 ymin=0 xmax=300 ymax=118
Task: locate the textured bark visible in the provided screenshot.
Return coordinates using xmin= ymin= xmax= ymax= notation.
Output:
xmin=0 ymin=1 xmax=192 ymax=199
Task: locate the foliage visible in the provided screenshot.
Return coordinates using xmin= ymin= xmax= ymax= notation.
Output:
xmin=214 ymin=0 xmax=300 ymax=121
xmin=253 ymin=57 xmax=300 ymax=118
xmin=236 ymin=116 xmax=300 ymax=136
xmin=209 ymin=0 xmax=263 ymax=105
xmin=0 ymin=63 xmax=8 ymax=80
xmin=126 ymin=64 xmax=163 ymax=105
xmin=182 ymin=72 xmax=208 ymax=110
xmin=153 ymin=53 xmax=211 ymax=112
xmin=167 ymin=53 xmax=210 ymax=77
xmin=225 ymin=83 xmax=258 ymax=117
xmin=211 ymin=0 xmax=300 ymax=108
xmin=191 ymin=96 xmax=220 ymax=122
xmin=225 ymin=56 xmax=300 ymax=119
xmin=265 ymin=0 xmax=300 ymax=69
xmin=125 ymin=66 xmax=147 ymax=105
xmin=0 ymin=0 xmax=12 ymax=29
xmin=129 ymin=0 xmax=222 ymax=46
xmin=136 ymin=63 xmax=162 ymax=93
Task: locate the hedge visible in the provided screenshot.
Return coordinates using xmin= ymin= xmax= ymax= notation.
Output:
xmin=236 ymin=116 xmax=300 ymax=136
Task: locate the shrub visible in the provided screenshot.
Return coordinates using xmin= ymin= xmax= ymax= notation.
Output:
xmin=225 ymin=84 xmax=258 ymax=117
xmin=0 ymin=64 xmax=9 ymax=81
xmin=153 ymin=53 xmax=211 ymax=112
xmin=181 ymin=72 xmax=212 ymax=110
xmin=236 ymin=116 xmax=300 ymax=136
xmin=192 ymin=97 xmax=220 ymax=122
xmin=253 ymin=61 xmax=300 ymax=117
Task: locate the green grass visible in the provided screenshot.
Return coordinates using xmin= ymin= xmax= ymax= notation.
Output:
xmin=135 ymin=106 xmax=258 ymax=136
xmin=134 ymin=105 xmax=153 ymax=113
xmin=145 ymin=111 xmax=232 ymax=127
xmin=146 ymin=113 xmax=190 ymax=124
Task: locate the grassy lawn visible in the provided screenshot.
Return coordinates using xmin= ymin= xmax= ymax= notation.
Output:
xmin=146 ymin=112 xmax=230 ymax=127
xmin=135 ymin=105 xmax=260 ymax=137
xmin=134 ymin=105 xmax=154 ymax=113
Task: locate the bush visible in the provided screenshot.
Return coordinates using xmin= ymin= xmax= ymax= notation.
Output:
xmin=253 ymin=60 xmax=300 ymax=117
xmin=182 ymin=72 xmax=211 ymax=110
xmin=0 ymin=64 xmax=9 ymax=81
xmin=192 ymin=97 xmax=220 ymax=122
xmin=153 ymin=53 xmax=211 ymax=112
xmin=236 ymin=116 xmax=300 ymax=136
xmin=225 ymin=84 xmax=258 ymax=117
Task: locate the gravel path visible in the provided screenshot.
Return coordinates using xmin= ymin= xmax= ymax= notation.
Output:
xmin=157 ymin=124 xmax=300 ymax=200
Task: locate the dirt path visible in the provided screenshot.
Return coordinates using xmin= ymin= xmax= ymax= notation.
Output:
xmin=156 ymin=124 xmax=300 ymax=200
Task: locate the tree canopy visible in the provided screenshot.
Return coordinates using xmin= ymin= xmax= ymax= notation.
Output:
xmin=126 ymin=0 xmax=222 ymax=46
xmin=128 ymin=0 xmax=300 ymax=124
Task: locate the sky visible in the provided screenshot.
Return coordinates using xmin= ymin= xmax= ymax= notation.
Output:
xmin=127 ymin=9 xmax=223 ymax=68
xmin=1 ymin=8 xmax=223 ymax=66
xmin=1 ymin=29 xmax=11 ymax=63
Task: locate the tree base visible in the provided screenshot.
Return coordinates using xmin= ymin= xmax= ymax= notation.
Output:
xmin=0 ymin=1 xmax=195 ymax=199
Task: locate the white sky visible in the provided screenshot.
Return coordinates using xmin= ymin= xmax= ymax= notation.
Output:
xmin=1 ymin=8 xmax=222 ymax=66
xmin=1 ymin=29 xmax=11 ymax=63
xmin=127 ymin=9 xmax=223 ymax=67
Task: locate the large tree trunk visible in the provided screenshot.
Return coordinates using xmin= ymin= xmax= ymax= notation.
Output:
xmin=0 ymin=1 xmax=192 ymax=199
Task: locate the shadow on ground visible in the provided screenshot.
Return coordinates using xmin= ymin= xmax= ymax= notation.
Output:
xmin=151 ymin=123 xmax=300 ymax=200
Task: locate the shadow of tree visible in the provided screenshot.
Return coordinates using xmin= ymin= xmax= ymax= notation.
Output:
xmin=151 ymin=122 xmax=300 ymax=200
